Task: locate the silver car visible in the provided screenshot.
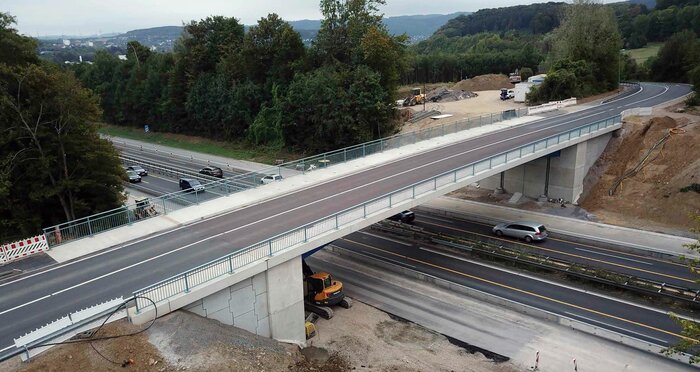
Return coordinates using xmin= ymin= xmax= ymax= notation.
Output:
xmin=493 ymin=221 xmax=548 ymax=242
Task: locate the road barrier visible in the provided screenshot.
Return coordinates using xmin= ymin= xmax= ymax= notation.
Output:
xmin=132 ymin=114 xmax=622 ymax=311
xmin=0 ymin=234 xmax=49 ymax=265
xmin=40 ymin=106 xmax=530 ymax=248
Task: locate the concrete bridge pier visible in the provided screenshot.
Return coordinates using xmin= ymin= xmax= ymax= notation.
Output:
xmin=479 ymin=133 xmax=611 ymax=203
xmin=181 ymin=256 xmax=306 ymax=344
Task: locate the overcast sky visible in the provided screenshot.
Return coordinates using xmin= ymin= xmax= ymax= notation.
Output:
xmin=1 ymin=0 xmax=618 ymax=37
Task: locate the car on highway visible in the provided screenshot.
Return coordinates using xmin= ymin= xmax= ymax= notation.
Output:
xmin=125 ymin=170 xmax=142 ymax=183
xmin=388 ymin=210 xmax=415 ymax=223
xmin=199 ymin=166 xmax=223 ymax=178
xmin=260 ymin=174 xmax=283 ymax=184
xmin=127 ymin=165 xmax=148 ymax=176
xmin=179 ymin=178 xmax=205 ymax=193
xmin=492 ymin=221 xmax=548 ymax=242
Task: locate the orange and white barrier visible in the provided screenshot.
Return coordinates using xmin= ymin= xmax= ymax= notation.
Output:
xmin=1 ymin=234 xmax=49 ymax=264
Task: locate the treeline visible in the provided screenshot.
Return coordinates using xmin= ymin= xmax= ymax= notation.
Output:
xmin=435 ymin=2 xmax=565 ymax=37
xmin=73 ymin=0 xmax=405 ymax=153
xmin=613 ymin=1 xmax=700 ymax=48
xmin=0 ymin=13 xmax=125 ymax=240
xmin=404 ymin=33 xmax=542 ymax=84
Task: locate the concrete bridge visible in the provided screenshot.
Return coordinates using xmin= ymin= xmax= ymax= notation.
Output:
xmin=0 ymin=83 xmax=691 ymax=356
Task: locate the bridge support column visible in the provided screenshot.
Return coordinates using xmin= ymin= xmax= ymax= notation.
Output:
xmin=479 ymin=133 xmax=611 ymax=203
xmin=182 ymin=255 xmax=305 ymax=344
xmin=265 ymin=255 xmax=305 ymax=343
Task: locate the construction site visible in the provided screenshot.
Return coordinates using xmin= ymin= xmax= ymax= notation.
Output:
xmin=2 ymin=76 xmax=698 ymax=372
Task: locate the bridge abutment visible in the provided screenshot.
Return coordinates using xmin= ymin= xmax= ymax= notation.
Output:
xmin=480 ymin=133 xmax=611 ymax=203
xmin=182 ymin=256 xmax=305 ymax=344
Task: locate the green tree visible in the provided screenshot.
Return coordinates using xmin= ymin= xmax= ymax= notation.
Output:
xmin=551 ymin=0 xmax=623 ymax=90
xmin=240 ymin=14 xmax=305 ymax=90
xmin=650 ymin=30 xmax=700 ymax=82
xmin=0 ymin=14 xmax=124 ymax=241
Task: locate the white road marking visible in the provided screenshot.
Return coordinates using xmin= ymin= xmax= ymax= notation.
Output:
xmin=574 ymin=247 xmax=653 ymax=265
xmin=564 ymin=311 xmax=668 ymax=344
xmin=418 ymin=214 xmax=455 ymax=224
xmin=0 ymin=84 xmax=677 ymax=314
xmin=359 ymin=232 xmax=412 ymax=246
xmin=418 ymin=246 xmax=678 ymax=317
xmin=0 ymin=344 xmax=13 ymax=353
xmin=362 ymin=250 xmax=416 ymax=269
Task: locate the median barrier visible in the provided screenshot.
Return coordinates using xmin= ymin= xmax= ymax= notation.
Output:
xmin=325 ymin=245 xmax=697 ymax=367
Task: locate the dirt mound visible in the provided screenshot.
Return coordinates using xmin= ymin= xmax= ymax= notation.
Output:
xmin=580 ymin=115 xmax=700 ymax=232
xmin=452 ymin=74 xmax=513 ymax=92
xmin=426 ymin=86 xmax=477 ymax=102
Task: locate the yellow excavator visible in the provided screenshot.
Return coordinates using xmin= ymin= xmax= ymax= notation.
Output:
xmin=302 ymin=259 xmax=352 ymax=320
xmin=403 ymin=87 xmax=426 ymax=106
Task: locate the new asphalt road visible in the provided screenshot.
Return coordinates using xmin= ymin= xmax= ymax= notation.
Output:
xmin=0 ymin=83 xmax=691 ymax=357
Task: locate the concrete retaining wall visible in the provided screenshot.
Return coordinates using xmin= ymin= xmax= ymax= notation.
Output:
xmin=325 ymin=246 xmax=696 ymax=367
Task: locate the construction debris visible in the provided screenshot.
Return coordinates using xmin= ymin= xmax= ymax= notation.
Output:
xmin=426 ymin=87 xmax=477 ymax=103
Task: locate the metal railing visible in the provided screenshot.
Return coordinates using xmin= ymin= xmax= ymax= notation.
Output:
xmin=42 ymin=107 xmax=529 ymax=247
xmin=132 ymin=114 xmax=621 ymax=311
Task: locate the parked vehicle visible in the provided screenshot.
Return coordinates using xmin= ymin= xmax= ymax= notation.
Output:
xmin=388 ymin=210 xmax=415 ymax=223
xmin=261 ymin=174 xmax=283 ymax=184
xmin=179 ymin=178 xmax=205 ymax=192
xmin=127 ymin=165 xmax=148 ymax=176
xmin=126 ymin=170 xmax=141 ymax=183
xmin=500 ymin=88 xmax=515 ymax=100
xmin=492 ymin=221 xmax=548 ymax=242
xmin=199 ymin=166 xmax=223 ymax=178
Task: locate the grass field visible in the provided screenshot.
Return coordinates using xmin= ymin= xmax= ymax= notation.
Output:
xmin=626 ymin=42 xmax=663 ymax=65
xmin=98 ymin=124 xmax=292 ymax=164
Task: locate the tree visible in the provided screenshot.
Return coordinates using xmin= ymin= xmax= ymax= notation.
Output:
xmin=551 ymin=0 xmax=622 ymax=91
xmin=650 ymin=30 xmax=700 ymax=82
xmin=664 ymin=214 xmax=700 ymax=362
xmin=0 ymin=15 xmax=125 ymax=241
xmin=240 ymin=14 xmax=305 ymax=90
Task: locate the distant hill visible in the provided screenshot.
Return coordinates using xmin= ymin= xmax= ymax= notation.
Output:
xmin=435 ymin=2 xmax=566 ymax=37
xmin=629 ymin=0 xmax=656 ymax=8
xmin=37 ymin=12 xmax=468 ymax=50
xmin=288 ymin=13 xmax=470 ymax=42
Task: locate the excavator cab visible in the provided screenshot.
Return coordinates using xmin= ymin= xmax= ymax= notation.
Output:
xmin=306 ymin=272 xmax=344 ymax=306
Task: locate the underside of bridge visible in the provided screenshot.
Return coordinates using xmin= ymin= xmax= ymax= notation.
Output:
xmin=480 ymin=131 xmax=613 ymax=203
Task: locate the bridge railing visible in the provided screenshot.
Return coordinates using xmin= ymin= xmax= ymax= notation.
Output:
xmin=132 ymin=114 xmax=621 ymax=311
xmin=42 ymin=107 xmax=529 ymax=247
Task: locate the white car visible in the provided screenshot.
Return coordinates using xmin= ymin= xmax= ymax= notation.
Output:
xmin=260 ymin=174 xmax=283 ymax=184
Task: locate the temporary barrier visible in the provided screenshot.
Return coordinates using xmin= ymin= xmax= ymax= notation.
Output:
xmin=1 ymin=234 xmax=49 ymax=265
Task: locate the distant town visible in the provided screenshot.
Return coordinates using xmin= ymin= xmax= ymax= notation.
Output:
xmin=35 ymin=13 xmax=467 ymax=65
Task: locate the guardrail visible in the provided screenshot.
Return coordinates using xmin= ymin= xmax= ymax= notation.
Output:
xmin=132 ymin=114 xmax=622 ymax=311
xmin=41 ymin=107 xmax=529 ymax=248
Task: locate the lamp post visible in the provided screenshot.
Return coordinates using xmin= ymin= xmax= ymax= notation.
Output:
xmin=618 ymin=49 xmax=625 ymax=88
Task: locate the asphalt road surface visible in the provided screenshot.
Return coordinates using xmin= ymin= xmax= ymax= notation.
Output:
xmin=0 ymin=83 xmax=690 ymax=357
xmin=331 ymin=230 xmax=687 ymax=346
xmin=412 ymin=211 xmax=698 ymax=289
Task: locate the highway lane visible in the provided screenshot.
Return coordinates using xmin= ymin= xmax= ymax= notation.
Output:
xmin=123 ymin=169 xmax=222 ymax=205
xmin=412 ymin=211 xmax=698 ymax=288
xmin=333 ymin=230 xmax=687 ymax=346
xmin=114 ymin=141 xmax=250 ymax=178
xmin=0 ymin=83 xmax=690 ymax=354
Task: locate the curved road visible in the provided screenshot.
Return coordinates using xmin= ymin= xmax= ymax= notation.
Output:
xmin=0 ymin=83 xmax=691 ymax=356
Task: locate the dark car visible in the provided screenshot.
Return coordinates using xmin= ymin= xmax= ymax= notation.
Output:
xmin=127 ymin=165 xmax=148 ymax=176
xmin=179 ymin=178 xmax=205 ymax=192
xmin=125 ymin=170 xmax=142 ymax=183
xmin=199 ymin=166 xmax=223 ymax=178
xmin=388 ymin=210 xmax=415 ymax=223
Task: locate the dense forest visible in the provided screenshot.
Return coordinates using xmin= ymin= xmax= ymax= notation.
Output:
xmin=72 ymin=0 xmax=405 ymax=153
xmin=2 ymin=0 xmax=700 ymax=239
xmin=0 ymin=13 xmax=125 ymax=241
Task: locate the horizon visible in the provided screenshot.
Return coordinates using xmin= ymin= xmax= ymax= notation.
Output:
xmin=1 ymin=0 xmax=622 ymax=37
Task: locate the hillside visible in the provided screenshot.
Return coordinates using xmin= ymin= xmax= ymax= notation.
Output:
xmin=435 ymin=2 xmax=565 ymax=37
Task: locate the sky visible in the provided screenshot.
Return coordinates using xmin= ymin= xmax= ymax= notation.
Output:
xmin=1 ymin=0 xmax=619 ymax=37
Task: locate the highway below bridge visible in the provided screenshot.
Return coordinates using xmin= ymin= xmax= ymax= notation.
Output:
xmin=0 ymin=82 xmax=692 ymax=359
